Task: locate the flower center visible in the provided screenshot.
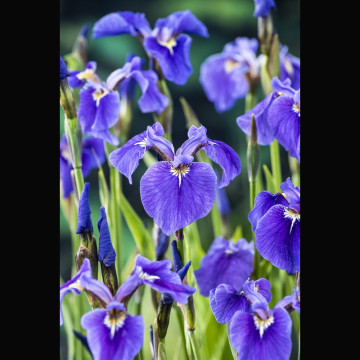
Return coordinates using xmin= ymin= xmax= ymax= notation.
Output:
xmin=292 ymin=102 xmax=300 ymax=116
xmin=253 ymin=314 xmax=274 ymax=338
xmin=77 ymin=69 xmax=99 ymax=83
xmin=134 ymin=137 xmax=148 ymax=148
xmin=158 ymin=37 xmax=177 ymax=55
xmin=284 ymin=208 xmax=300 ymax=233
xmin=224 ymin=59 xmax=241 ymax=73
xmin=92 ymin=88 xmax=109 ymax=107
xmin=103 ymin=308 xmax=127 ymax=339
xmin=170 ymin=164 xmax=190 ymax=188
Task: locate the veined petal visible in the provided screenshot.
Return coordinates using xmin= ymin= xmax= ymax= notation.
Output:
xmin=130 ymin=70 xmax=169 ymax=114
xmin=248 ymin=191 xmax=288 ymax=231
xmin=280 ymin=178 xmax=300 ymax=213
xmin=78 ymin=87 xmax=98 ymax=133
xmin=236 ymin=92 xmax=275 ymax=145
xmin=97 ymin=207 xmax=116 ymax=267
xmin=177 ymin=125 xmax=208 ymax=156
xmin=268 ymin=94 xmax=300 ymax=162
xmin=229 ymin=307 xmax=292 ymax=360
xmin=194 ymin=237 xmax=254 ymax=296
xmin=270 ymin=77 xmax=295 ymax=97
xmin=204 ymin=139 xmax=241 ymax=188
xmin=200 ymin=53 xmax=249 ymax=112
xmin=144 ymin=34 xmax=193 ymax=85
xmin=92 ymin=11 xmax=150 ymax=38
xmin=91 ymin=90 xmax=120 ymax=131
xmin=146 ymin=123 xmax=175 ymax=159
xmin=155 ymin=10 xmax=208 ymax=38
xmin=76 ymin=182 xmax=92 ymax=234
xmin=140 ymin=162 xmax=216 ymax=236
xmin=81 ymin=307 xmax=144 ymax=360
xmin=275 ymin=289 xmax=300 ymax=314
xmin=79 ymin=275 xmax=114 ymax=306
xmin=243 ymin=279 xmax=272 ymax=305
xmin=255 ymin=204 xmax=300 ymax=273
xmin=81 ymin=137 xmax=106 ymax=178
xmin=109 ymin=123 xmax=165 ymax=184
xmin=60 ymin=259 xmax=92 ymax=325
xmin=209 ymin=284 xmax=250 ymax=324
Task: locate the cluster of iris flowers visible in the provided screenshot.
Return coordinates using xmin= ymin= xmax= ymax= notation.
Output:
xmin=60 ymin=1 xmax=300 ymax=359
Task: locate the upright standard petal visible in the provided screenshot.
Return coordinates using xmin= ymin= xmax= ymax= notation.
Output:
xmin=140 ymin=161 xmax=216 ymax=235
xmin=60 ymin=259 xmax=92 ymax=325
xmin=229 ymin=307 xmax=292 ymax=360
xmin=92 ymin=12 xmax=136 ymax=38
xmin=144 ymin=34 xmax=193 ymax=85
xmin=280 ymin=178 xmax=300 ymax=213
xmin=76 ymin=183 xmax=92 ymax=234
xmin=130 ymin=70 xmax=169 ymax=114
xmin=81 ymin=137 xmax=106 ymax=177
xmin=109 ymin=123 xmax=171 ymax=184
xmin=209 ymin=284 xmax=250 ymax=324
xmin=268 ymin=93 xmax=300 ymax=162
xmin=81 ymin=304 xmax=144 ymax=360
xmin=236 ymin=92 xmax=275 ymax=145
xmin=280 ymin=46 xmax=300 ymax=90
xmin=248 ymin=191 xmax=288 ymax=231
xmin=200 ymin=53 xmax=249 ymax=113
xmin=194 ymin=237 xmax=254 ymax=296
xmin=255 ymin=204 xmax=300 ymax=273
xmin=97 ymin=207 xmax=116 ymax=266
xmin=204 ymin=139 xmax=242 ymax=188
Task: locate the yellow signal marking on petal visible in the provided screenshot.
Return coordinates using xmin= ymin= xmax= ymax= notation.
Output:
xmin=254 ymin=314 xmax=274 ymax=338
xmin=103 ymin=309 xmax=127 ymax=339
xmin=77 ymin=69 xmax=99 ymax=82
xmin=224 ymin=59 xmax=241 ymax=73
xmin=170 ymin=164 xmax=190 ymax=188
xmin=292 ymin=102 xmax=300 ymax=116
xmin=158 ymin=37 xmax=177 ymax=55
xmin=69 ymin=281 xmax=84 ymax=291
xmin=92 ymin=88 xmax=109 ymax=107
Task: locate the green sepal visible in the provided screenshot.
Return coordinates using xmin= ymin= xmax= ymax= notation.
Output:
xmin=267 ymin=33 xmax=281 ymax=79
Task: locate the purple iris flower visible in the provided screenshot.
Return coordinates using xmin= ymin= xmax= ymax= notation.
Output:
xmin=109 ymin=122 xmax=241 ymax=235
xmin=67 ymin=61 xmax=99 ymax=89
xmin=200 ymin=37 xmax=262 ymax=113
xmin=229 ymin=291 xmax=292 ymax=360
xmin=60 ymin=254 xmax=195 ymax=359
xmin=194 ymin=237 xmax=254 ymax=297
xmin=60 ymin=134 xmax=105 ymax=198
xmin=249 ymin=177 xmax=300 ymax=273
xmin=236 ymin=77 xmax=300 ymax=162
xmin=253 ymin=0 xmax=276 ymax=17
xmin=276 ymin=288 xmax=300 ymax=314
xmin=209 ymin=278 xmax=271 ymax=324
xmin=93 ymin=10 xmax=209 ymax=85
xmin=115 ymin=254 xmax=196 ymax=304
xmin=280 ymin=45 xmax=300 ymax=90
xmin=268 ymin=80 xmax=300 ymax=162
xmin=77 ymin=56 xmax=169 ymax=145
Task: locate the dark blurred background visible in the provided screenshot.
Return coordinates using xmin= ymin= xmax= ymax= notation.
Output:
xmin=60 ymin=0 xmax=299 ymax=356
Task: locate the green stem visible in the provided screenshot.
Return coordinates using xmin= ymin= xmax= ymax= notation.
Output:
xmin=270 ymin=140 xmax=282 ymax=189
xmin=298 ymin=332 xmax=300 ymax=360
xmin=106 ymin=142 xmax=122 ymax=283
xmin=64 ymin=117 xmax=84 ymax=197
xmin=175 ymin=309 xmax=190 ymax=360
xmin=188 ymin=330 xmax=201 ymax=360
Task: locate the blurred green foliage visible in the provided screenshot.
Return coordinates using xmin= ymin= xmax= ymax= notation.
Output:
xmin=60 ymin=0 xmax=299 ymax=358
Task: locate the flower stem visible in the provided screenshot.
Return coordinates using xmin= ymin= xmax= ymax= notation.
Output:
xmin=270 ymin=140 xmax=282 ymax=189
xmin=188 ymin=330 xmax=202 ymax=360
xmin=105 ymin=142 xmax=122 ymax=283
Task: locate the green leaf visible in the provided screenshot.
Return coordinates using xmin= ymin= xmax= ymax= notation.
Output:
xmin=179 ymin=97 xmax=201 ymax=128
xmin=232 ymin=225 xmax=243 ymax=242
xmin=118 ymin=188 xmax=155 ymax=260
xmin=142 ymin=151 xmax=157 ymax=168
xmin=263 ymin=164 xmax=276 ymax=193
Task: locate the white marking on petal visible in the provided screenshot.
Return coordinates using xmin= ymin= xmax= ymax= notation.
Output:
xmin=136 ymin=266 xmax=160 ymax=282
xmin=134 ymin=137 xmax=148 ymax=148
xmin=292 ymin=102 xmax=300 ymax=116
xmin=170 ymin=164 xmax=191 ymax=188
xmin=253 ymin=314 xmax=274 ymax=338
xmin=103 ymin=309 xmax=127 ymax=339
xmin=69 ymin=281 xmax=84 ymax=291
xmin=284 ymin=208 xmax=300 ymax=234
